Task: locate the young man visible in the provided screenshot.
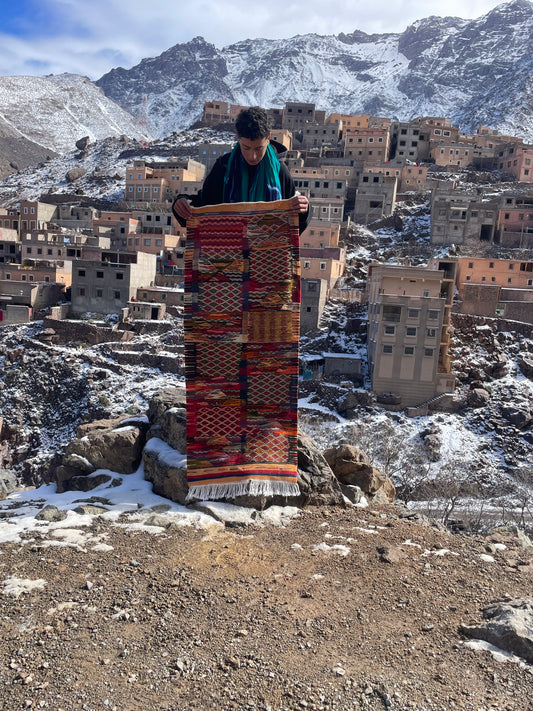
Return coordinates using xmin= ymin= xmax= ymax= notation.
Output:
xmin=172 ymin=106 xmax=310 ymax=233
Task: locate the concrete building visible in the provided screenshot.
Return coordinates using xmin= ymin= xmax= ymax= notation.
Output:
xmin=300 ymin=278 xmax=328 ymax=333
xmin=0 ymin=260 xmax=72 ymax=286
xmin=0 ymin=228 xmax=20 ymax=264
xmin=70 ymin=251 xmax=157 ymax=315
xmin=309 ymin=198 xmax=345 ymax=224
xmin=430 ymin=184 xmax=499 ymax=246
xmin=125 ymin=159 xmax=206 ymax=207
xmin=282 ymin=102 xmax=318 ymax=131
xmin=455 ymin=257 xmax=533 ymax=294
xmin=389 ymin=121 xmax=430 ymax=162
xmin=300 ymin=246 xmax=345 ymax=289
xmin=344 ymin=128 xmax=390 ymax=164
xmin=0 ymin=281 xmax=66 ymax=325
xmin=300 ymin=122 xmax=342 ymax=150
xmin=497 ymin=143 xmax=533 ymax=182
xmin=430 ymin=141 xmax=476 ymax=168
xmin=300 ymin=221 xmax=340 ymax=249
xmin=353 ymin=173 xmax=397 ymax=224
xmin=367 ymin=260 xmax=456 ymax=407
xmin=496 ymin=194 xmax=533 ymax=248
xmin=196 ymin=143 xmax=233 ymax=171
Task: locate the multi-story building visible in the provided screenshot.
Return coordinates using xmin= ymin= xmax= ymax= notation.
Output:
xmin=430 ymin=141 xmax=476 ymax=168
xmin=196 ymin=143 xmax=233 ymax=171
xmin=292 ymin=171 xmax=347 ymax=202
xmin=300 ymin=122 xmax=342 ymax=150
xmin=353 ymin=173 xmax=397 ymax=224
xmin=309 ymin=197 xmax=345 ymax=223
xmin=455 ymin=256 xmax=533 ymax=294
xmin=70 ymin=251 xmax=157 ymax=315
xmin=326 ymin=113 xmax=369 ymax=130
xmin=300 ymin=278 xmax=328 ymax=333
xmin=496 ymin=193 xmax=533 ymax=248
xmin=125 ymin=159 xmax=206 ymax=207
xmin=389 ymin=121 xmax=431 ymax=162
xmin=367 ymin=260 xmax=456 ymax=407
xmin=0 ymin=260 xmax=72 ymax=286
xmin=430 ymin=184 xmax=499 ymax=246
xmin=300 ymin=246 xmax=345 ymax=289
xmin=454 ymin=257 xmax=533 ymax=324
xmin=282 ymin=102 xmax=319 ymax=131
xmin=497 ymin=142 xmax=533 ymax=182
xmin=300 ymin=221 xmax=340 ymax=249
xmin=343 ymin=128 xmax=390 ymax=164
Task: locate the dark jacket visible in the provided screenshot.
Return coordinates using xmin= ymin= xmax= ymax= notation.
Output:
xmin=172 ymin=140 xmax=310 ymax=234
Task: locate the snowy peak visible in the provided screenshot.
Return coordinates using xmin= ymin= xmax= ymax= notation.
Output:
xmin=91 ymin=1 xmax=533 ymax=141
xmin=0 ymin=74 xmax=149 ymax=155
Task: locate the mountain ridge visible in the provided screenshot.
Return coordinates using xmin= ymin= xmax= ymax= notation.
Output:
xmin=94 ymin=0 xmax=533 ymax=140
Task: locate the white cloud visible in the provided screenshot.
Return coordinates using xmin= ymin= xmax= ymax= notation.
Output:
xmin=0 ymin=0 xmax=506 ymax=79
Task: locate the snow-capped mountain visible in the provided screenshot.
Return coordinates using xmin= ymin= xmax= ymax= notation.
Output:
xmin=0 ymin=73 xmax=151 ymax=178
xmin=96 ymin=0 xmax=533 ymax=141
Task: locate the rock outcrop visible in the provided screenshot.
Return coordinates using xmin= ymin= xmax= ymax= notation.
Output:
xmin=322 ymin=443 xmax=396 ymax=503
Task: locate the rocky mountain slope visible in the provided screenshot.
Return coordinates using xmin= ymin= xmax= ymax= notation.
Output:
xmin=95 ymin=0 xmax=533 ymax=140
xmin=0 ymin=74 xmax=150 ymax=179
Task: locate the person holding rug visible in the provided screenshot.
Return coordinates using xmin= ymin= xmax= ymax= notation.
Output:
xmin=172 ymin=106 xmax=310 ymax=233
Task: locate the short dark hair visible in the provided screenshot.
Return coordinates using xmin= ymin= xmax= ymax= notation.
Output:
xmin=235 ymin=106 xmax=271 ymax=140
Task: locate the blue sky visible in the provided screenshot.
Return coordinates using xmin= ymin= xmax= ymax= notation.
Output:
xmin=0 ymin=0 xmax=510 ymax=79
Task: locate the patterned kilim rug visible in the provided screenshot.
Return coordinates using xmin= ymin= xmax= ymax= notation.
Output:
xmin=184 ymin=199 xmax=300 ymax=501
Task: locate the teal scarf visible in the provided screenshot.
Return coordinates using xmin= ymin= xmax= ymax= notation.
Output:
xmin=223 ymin=143 xmax=282 ymax=203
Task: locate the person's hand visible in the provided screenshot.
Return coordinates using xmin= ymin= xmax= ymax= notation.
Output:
xmin=173 ymin=197 xmax=194 ymax=220
xmin=290 ymin=194 xmax=309 ymax=213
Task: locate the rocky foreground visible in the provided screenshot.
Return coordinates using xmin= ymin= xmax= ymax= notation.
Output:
xmin=1 ymin=501 xmax=532 ymax=711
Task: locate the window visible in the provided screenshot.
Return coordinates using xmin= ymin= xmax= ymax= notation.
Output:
xmin=27 ymin=247 xmax=32 ymax=254
xmin=5 ymin=273 xmax=10 ymax=280
xmin=47 ymin=249 xmax=52 ymax=255
xmin=78 ymin=269 xmax=86 ymax=277
xmin=404 ymin=346 xmax=415 ymax=355
xmin=427 ymin=328 xmax=437 ymax=338
xmin=406 ymin=326 xmax=417 ymax=337
xmin=382 ymin=344 xmax=393 ymax=354
xmin=384 ymin=325 xmax=395 ymax=335
xmin=508 ymin=278 xmax=512 ymax=284
xmin=428 ymin=310 xmax=439 ymax=320
xmin=114 ymin=290 xmax=121 ymax=299
xmin=383 ymin=305 xmax=401 ymax=322
xmin=468 ymin=262 xmax=474 ymax=268
xmin=78 ymin=287 xmax=85 ymax=296
xmin=424 ymin=348 xmax=434 ymax=357
xmin=96 ymin=289 xmax=103 ymax=298
xmin=489 ymin=262 xmax=494 ymax=268
xmin=319 ymin=262 xmax=326 ymax=270
xmin=423 ymin=290 xmax=429 ymax=297
xmin=408 ymin=308 xmax=419 ymax=318
xmin=303 ymin=261 xmax=310 ymax=269
xmin=96 ymin=271 xmax=104 ymax=278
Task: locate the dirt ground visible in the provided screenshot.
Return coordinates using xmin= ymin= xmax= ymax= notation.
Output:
xmin=1 ymin=504 xmax=533 ymax=711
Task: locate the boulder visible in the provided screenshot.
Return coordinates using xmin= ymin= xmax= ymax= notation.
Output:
xmin=53 ymin=421 xmax=145 ymax=492
xmin=461 ymin=598 xmax=533 ymax=664
xmin=323 ymin=444 xmax=395 ymax=502
xmin=322 ymin=444 xmax=370 ymax=481
xmin=148 ymin=387 xmax=186 ymax=424
xmin=143 ymin=438 xmax=188 ymax=505
xmin=75 ymin=136 xmax=90 ymax=151
xmin=234 ymin=432 xmax=345 ymax=509
xmin=501 ymin=405 xmax=531 ymax=429
xmin=66 ymin=168 xmax=86 ymax=183
xmin=518 ymin=356 xmax=533 ymax=379
xmin=0 ymin=469 xmax=17 ymax=499
xmin=467 ymin=388 xmax=490 ymax=408
xmin=35 ymin=505 xmax=67 ymax=522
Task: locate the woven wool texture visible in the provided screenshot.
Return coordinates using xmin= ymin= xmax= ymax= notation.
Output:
xmin=184 ymin=200 xmax=300 ymax=501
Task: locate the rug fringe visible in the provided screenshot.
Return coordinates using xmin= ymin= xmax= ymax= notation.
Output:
xmin=186 ymin=479 xmax=300 ymax=503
